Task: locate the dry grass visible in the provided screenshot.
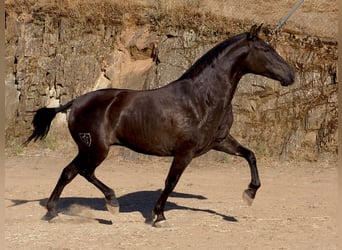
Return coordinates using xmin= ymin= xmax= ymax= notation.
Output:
xmin=5 ymin=0 xmax=338 ymax=37
xmin=145 ymin=0 xmax=252 ymax=37
xmin=5 ymin=0 xmax=140 ymax=25
xmin=4 ymin=0 xmax=207 ymax=24
xmin=5 ymin=0 xmax=254 ymax=38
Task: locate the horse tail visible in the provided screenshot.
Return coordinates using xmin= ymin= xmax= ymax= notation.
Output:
xmin=23 ymin=100 xmax=75 ymax=145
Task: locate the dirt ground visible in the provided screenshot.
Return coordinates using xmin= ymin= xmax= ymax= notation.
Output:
xmin=5 ymin=152 xmax=337 ymax=249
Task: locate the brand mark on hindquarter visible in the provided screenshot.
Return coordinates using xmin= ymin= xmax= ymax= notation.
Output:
xmin=79 ymin=133 xmax=92 ymax=147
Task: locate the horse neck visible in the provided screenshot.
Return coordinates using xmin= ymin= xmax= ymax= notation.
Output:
xmin=185 ymin=40 xmax=249 ymax=103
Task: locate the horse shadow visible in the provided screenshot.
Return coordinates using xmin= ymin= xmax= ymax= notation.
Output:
xmin=8 ymin=190 xmax=238 ymax=225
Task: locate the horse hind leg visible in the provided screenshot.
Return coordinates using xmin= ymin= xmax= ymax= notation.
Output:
xmin=45 ymin=147 xmax=119 ymax=221
xmin=76 ymin=148 xmax=119 ymax=215
xmin=81 ymin=171 xmax=119 ymax=215
xmin=44 ymin=159 xmax=79 ymax=221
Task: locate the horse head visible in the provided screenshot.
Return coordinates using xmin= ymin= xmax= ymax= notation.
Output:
xmin=243 ymin=24 xmax=295 ymax=86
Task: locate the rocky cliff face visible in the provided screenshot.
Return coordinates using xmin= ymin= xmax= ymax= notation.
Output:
xmin=5 ymin=8 xmax=337 ymax=161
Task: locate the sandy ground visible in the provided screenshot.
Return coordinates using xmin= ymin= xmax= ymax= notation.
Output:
xmin=5 ymin=153 xmax=337 ymax=249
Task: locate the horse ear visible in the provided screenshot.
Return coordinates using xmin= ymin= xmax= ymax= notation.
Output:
xmin=248 ymin=23 xmax=263 ymax=40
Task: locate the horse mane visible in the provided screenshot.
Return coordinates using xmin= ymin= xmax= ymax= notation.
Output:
xmin=178 ymin=32 xmax=248 ymax=80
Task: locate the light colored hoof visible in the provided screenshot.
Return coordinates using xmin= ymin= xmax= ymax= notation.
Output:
xmin=106 ymin=203 xmax=120 ymax=215
xmin=153 ymin=220 xmax=170 ymax=228
xmin=242 ymin=190 xmax=254 ymax=206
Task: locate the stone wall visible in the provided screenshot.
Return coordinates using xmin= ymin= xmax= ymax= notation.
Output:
xmin=5 ymin=10 xmax=337 ymax=161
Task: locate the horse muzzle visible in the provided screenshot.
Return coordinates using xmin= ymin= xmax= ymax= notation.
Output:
xmin=280 ymin=68 xmax=295 ymax=86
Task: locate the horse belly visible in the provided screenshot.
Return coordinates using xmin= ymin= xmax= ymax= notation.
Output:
xmin=113 ymin=115 xmax=178 ymax=156
xmin=115 ymin=128 xmax=176 ymax=156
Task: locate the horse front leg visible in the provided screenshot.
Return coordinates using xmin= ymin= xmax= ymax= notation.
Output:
xmin=153 ymin=153 xmax=193 ymax=227
xmin=213 ymin=134 xmax=261 ymax=206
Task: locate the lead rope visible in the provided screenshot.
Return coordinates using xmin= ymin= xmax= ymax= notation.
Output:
xmin=260 ymin=0 xmax=304 ymax=48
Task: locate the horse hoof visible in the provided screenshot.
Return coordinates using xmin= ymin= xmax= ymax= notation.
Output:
xmin=153 ymin=219 xmax=170 ymax=228
xmin=42 ymin=211 xmax=58 ymax=221
xmin=106 ymin=202 xmax=119 ymax=215
xmin=144 ymin=213 xmax=155 ymax=225
xmin=242 ymin=189 xmax=254 ymax=206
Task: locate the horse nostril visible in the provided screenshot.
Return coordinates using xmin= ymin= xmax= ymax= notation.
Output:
xmin=281 ymin=74 xmax=294 ymax=86
xmin=290 ymin=72 xmax=295 ymax=83
xmin=283 ymin=76 xmax=294 ymax=86
xmin=284 ymin=68 xmax=295 ymax=85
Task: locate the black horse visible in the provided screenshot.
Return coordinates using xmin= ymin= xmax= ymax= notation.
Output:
xmin=25 ymin=24 xmax=295 ymax=226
